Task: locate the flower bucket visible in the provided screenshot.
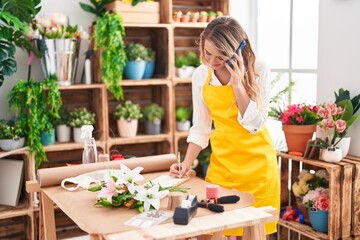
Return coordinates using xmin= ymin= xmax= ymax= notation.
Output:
xmin=0 ymin=137 xmax=25 ymax=151
xmin=117 ymin=119 xmax=138 ymax=138
xmin=40 ymin=129 xmax=55 ymax=146
xmin=308 ymin=208 xmax=328 ymax=233
xmin=321 ymin=147 xmax=342 ymax=163
xmin=143 ymin=60 xmax=155 ymax=79
xmin=34 ymin=39 xmax=80 ymax=86
xmin=335 ymin=136 xmax=351 ymax=158
xmin=124 ymin=60 xmax=146 ymax=80
xmin=282 ymin=125 xmax=316 ymax=154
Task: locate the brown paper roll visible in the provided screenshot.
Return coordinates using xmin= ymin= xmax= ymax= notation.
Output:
xmin=37 ymin=154 xmax=176 ymax=187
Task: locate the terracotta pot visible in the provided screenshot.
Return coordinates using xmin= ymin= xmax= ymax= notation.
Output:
xmin=282 ymin=125 xmax=316 ymax=154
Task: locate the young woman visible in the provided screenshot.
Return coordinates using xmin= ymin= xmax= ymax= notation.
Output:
xmin=170 ymin=17 xmax=280 ymax=238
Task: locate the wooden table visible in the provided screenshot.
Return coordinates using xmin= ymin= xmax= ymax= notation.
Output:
xmin=31 ymin=171 xmax=278 ymax=240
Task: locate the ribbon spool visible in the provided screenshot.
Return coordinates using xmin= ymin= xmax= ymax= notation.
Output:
xmin=280 ymin=206 xmax=304 ymax=224
xmin=206 ymin=184 xmax=219 ymax=200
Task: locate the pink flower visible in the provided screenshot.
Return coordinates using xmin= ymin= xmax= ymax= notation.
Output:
xmin=326 ymin=103 xmax=338 ymax=115
xmin=314 ymin=194 xmax=329 ymax=210
xmin=97 ymin=178 xmax=120 ymax=202
xmin=336 ymin=119 xmax=346 ymax=133
xmin=318 ymin=107 xmax=331 ymax=118
xmin=296 ymin=116 xmax=304 ymax=124
xmin=337 ymin=107 xmax=344 ymax=114
xmin=321 ymin=119 xmax=334 ymax=129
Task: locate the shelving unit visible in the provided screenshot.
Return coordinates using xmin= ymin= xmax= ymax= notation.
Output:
xmin=0 ymin=0 xmax=229 ymax=238
xmin=277 ymin=152 xmax=359 ymax=240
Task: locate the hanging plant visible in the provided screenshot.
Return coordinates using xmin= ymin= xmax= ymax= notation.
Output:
xmin=7 ymin=75 xmax=62 ymax=168
xmin=93 ymin=11 xmax=126 ymax=100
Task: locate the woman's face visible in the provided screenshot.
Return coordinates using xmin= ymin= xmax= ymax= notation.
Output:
xmin=204 ymin=40 xmax=227 ymax=71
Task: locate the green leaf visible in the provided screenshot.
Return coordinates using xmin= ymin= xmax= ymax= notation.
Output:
xmin=88 ymin=184 xmax=104 ymax=192
xmin=0 ymin=11 xmax=26 ymax=30
xmin=337 ymin=99 xmax=353 ymax=121
xmin=0 ymin=40 xmax=16 ymax=61
xmin=346 ymin=114 xmax=360 ymax=130
xmin=79 ymin=3 xmax=97 ymax=14
xmin=1 ymin=57 xmax=17 ymax=76
xmin=3 ymin=0 xmax=37 ymax=23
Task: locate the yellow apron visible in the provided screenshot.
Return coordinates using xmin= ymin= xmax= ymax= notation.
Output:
xmin=203 ymin=69 xmax=280 ymax=236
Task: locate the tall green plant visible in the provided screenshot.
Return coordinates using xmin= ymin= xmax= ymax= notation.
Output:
xmin=0 ymin=0 xmax=41 ymax=86
xmin=7 ymin=75 xmax=62 ymax=168
xmin=93 ymin=12 xmax=126 ymax=100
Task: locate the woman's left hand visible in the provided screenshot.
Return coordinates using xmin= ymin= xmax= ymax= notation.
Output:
xmin=225 ymin=52 xmax=245 ymax=88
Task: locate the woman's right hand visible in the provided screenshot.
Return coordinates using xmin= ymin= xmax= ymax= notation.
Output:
xmin=169 ymin=161 xmax=192 ymax=178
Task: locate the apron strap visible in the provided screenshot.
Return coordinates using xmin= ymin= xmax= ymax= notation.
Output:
xmin=205 ymin=68 xmax=213 ymax=85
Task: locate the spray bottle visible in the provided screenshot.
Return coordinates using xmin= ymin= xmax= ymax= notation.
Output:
xmin=81 ymin=125 xmax=98 ymax=164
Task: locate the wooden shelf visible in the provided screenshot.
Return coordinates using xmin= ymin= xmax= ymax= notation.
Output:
xmin=0 ymin=147 xmax=28 ymax=158
xmin=57 ymin=84 xmax=104 ymax=91
xmin=43 ymin=141 xmax=106 ymax=152
xmin=108 ymin=133 xmax=172 ymax=146
xmin=121 ymin=79 xmax=171 ymax=86
xmin=173 ymin=78 xmax=192 ymax=85
xmin=124 ymin=23 xmax=171 ymax=28
xmin=174 ymin=131 xmax=189 ymax=138
xmin=0 ymin=198 xmax=31 ymax=220
xmin=278 ymin=219 xmax=329 ymax=240
xmin=172 ymin=22 xmax=208 ymax=28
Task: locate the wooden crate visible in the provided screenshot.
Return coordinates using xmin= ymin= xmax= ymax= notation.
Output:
xmin=277 ymin=152 xmax=346 ymax=240
xmin=343 ymin=156 xmax=360 ymax=238
xmin=107 ymin=1 xmax=160 ymax=23
xmin=0 ymin=215 xmax=33 ymax=239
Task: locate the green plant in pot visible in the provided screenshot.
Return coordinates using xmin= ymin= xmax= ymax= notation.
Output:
xmin=124 ymin=43 xmax=148 ymax=80
xmin=7 ymin=75 xmax=62 ymax=168
xmin=0 ymin=120 xmax=25 ymax=151
xmin=143 ymin=47 xmax=156 ymax=79
xmin=93 ymin=11 xmax=126 ymax=100
xmin=53 ymin=108 xmax=71 ymax=142
xmin=69 ymin=108 xmax=96 ymax=143
xmin=142 ymin=103 xmax=164 ymax=135
xmin=114 ymin=100 xmax=143 ymax=138
xmin=176 ymin=106 xmax=192 ymax=132
xmin=175 ymin=51 xmax=200 ymax=78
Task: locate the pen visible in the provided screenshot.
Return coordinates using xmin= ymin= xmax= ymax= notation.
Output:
xmin=177 ymin=151 xmax=181 ymax=178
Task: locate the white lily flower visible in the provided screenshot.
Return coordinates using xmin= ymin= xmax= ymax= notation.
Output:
xmin=116 ymin=164 xmax=144 ymax=193
xmin=134 ymin=184 xmax=169 ymax=211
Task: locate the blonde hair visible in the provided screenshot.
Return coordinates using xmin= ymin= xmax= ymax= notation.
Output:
xmin=199 ymin=17 xmax=262 ymax=110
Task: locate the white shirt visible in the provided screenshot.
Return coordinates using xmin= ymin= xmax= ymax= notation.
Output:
xmin=187 ymin=61 xmax=272 ymax=149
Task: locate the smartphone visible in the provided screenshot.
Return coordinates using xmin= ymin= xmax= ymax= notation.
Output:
xmin=226 ymin=39 xmax=247 ymax=67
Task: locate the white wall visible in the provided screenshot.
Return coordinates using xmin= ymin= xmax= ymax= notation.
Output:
xmin=0 ymin=0 xmax=94 ymax=119
xmin=317 ymin=0 xmax=360 ymax=157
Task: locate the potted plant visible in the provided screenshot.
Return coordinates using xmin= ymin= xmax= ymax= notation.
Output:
xmin=176 ymin=106 xmax=192 ymax=132
xmin=93 ymin=11 xmax=126 ymax=100
xmin=114 ymin=100 xmax=143 ymax=138
xmin=142 ymin=103 xmax=164 ymax=135
xmin=175 ymin=51 xmax=200 ymax=78
xmin=7 ymin=75 xmax=62 ymax=168
xmin=143 ymin=47 xmax=156 ymax=79
xmin=0 ymin=121 xmax=25 ymax=151
xmin=332 ymin=88 xmax=360 ymax=158
xmin=173 ymin=11 xmax=182 ymax=22
xmin=190 ymin=12 xmax=199 ymax=22
xmin=181 ymin=11 xmax=191 ymax=22
xmin=277 ymin=103 xmax=320 ymax=154
xmin=40 ymin=114 xmax=56 ymax=146
xmin=207 ymin=11 xmax=217 ymax=22
xmin=69 ymin=108 xmax=96 ymax=143
xmin=53 ymin=108 xmax=71 ymax=142
xmin=124 ymin=43 xmax=148 ymax=80
xmin=199 ymin=11 xmax=208 ymax=22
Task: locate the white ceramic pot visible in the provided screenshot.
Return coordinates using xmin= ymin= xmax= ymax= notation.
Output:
xmin=56 ymin=125 xmax=71 ymax=142
xmin=335 ymin=137 xmax=351 ymax=158
xmin=176 ymin=120 xmax=191 ymax=132
xmin=73 ymin=127 xmax=83 ymax=143
xmin=0 ymin=137 xmax=25 ymax=151
xmin=175 ymin=66 xmax=195 ymax=78
xmin=321 ymin=147 xmax=342 ymax=163
xmin=117 ymin=119 xmax=138 ymax=138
